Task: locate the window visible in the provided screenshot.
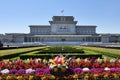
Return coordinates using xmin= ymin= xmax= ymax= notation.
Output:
xmin=61 ymin=17 xmax=65 ymax=21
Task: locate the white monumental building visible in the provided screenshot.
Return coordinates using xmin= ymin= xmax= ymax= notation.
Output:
xmin=1 ymin=16 xmax=120 ymax=45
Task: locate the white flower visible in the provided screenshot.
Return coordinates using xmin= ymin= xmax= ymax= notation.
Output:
xmin=49 ymin=64 xmax=54 ymax=69
xmin=76 ymin=58 xmax=81 ymax=62
xmin=104 ymin=67 xmax=110 ymax=71
xmin=58 ymin=64 xmax=62 ymax=68
xmin=68 ymin=58 xmax=72 ymax=61
xmin=83 ymin=68 xmax=89 ymax=71
xmin=119 ymin=60 xmax=120 ymax=62
xmin=65 ymin=61 xmax=68 ymax=65
xmin=110 ymin=59 xmax=115 ymax=63
xmin=24 ymin=59 xmax=30 ymax=64
xmin=84 ymin=59 xmax=88 ymax=62
xmin=66 ymin=66 xmax=68 ymax=69
xmin=1 ymin=69 xmax=9 ymax=74
xmin=35 ymin=58 xmax=41 ymax=64
xmin=97 ymin=58 xmax=102 ymax=63
xmin=26 ymin=68 xmax=35 ymax=74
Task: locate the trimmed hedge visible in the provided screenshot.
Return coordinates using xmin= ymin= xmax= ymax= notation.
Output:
xmin=20 ymin=54 xmax=102 ymax=59
xmin=37 ymin=46 xmax=84 ymax=54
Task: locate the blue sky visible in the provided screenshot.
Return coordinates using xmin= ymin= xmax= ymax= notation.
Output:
xmin=0 ymin=0 xmax=120 ymax=34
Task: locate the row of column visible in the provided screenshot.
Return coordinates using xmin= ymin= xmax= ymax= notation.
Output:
xmin=24 ymin=37 xmax=101 ymax=42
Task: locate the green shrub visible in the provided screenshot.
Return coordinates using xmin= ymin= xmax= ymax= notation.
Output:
xmin=37 ymin=46 xmax=84 ymax=54
xmin=20 ymin=54 xmax=102 ymax=59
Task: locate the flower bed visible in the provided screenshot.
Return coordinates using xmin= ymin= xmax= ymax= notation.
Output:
xmin=0 ymin=56 xmax=120 ymax=79
xmin=1 ymin=68 xmax=120 ymax=80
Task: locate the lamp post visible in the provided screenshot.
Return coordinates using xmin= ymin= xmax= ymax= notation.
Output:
xmin=61 ymin=38 xmax=65 ymax=51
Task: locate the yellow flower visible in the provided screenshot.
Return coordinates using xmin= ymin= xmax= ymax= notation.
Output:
xmin=104 ymin=74 xmax=108 ymax=78
xmin=43 ymin=59 xmax=47 ymax=64
xmin=50 ymin=59 xmax=56 ymax=65
xmin=62 ymin=59 xmax=65 ymax=64
xmin=114 ymin=73 xmax=119 ymax=79
xmin=73 ymin=74 xmax=78 ymax=79
xmin=0 ymin=76 xmax=2 ymax=80
xmin=50 ymin=75 xmax=55 ymax=79
xmin=4 ymin=59 xmax=9 ymax=64
xmin=17 ymin=76 xmax=23 ymax=80
xmin=6 ymin=75 xmax=12 ymax=80
xmin=63 ymin=76 xmax=67 ymax=79
xmin=41 ymin=77 xmax=46 ymax=80
xmin=84 ymin=75 xmax=89 ymax=80
xmin=62 ymin=64 xmax=66 ymax=66
xmin=29 ymin=75 xmax=34 ymax=80
xmin=93 ymin=73 xmax=99 ymax=78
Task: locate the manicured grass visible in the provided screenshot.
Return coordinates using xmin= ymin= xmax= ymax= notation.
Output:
xmin=0 ymin=47 xmax=45 ymax=56
xmin=82 ymin=46 xmax=120 ymax=54
xmin=19 ymin=46 xmax=102 ymax=59
xmin=1 ymin=46 xmax=119 ymax=59
xmin=79 ymin=46 xmax=120 ymax=58
xmin=0 ymin=46 xmax=46 ymax=59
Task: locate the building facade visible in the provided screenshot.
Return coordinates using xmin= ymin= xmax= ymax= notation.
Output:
xmin=1 ymin=16 xmax=120 ymax=45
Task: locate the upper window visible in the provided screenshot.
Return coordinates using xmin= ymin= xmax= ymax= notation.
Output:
xmin=61 ymin=17 xmax=65 ymax=21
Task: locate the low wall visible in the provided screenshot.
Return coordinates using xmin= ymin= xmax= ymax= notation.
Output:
xmin=42 ymin=42 xmax=82 ymax=46
xmin=3 ymin=42 xmax=46 ymax=47
xmin=3 ymin=42 xmax=120 ymax=47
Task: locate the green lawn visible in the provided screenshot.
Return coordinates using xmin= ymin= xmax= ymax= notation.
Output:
xmin=77 ymin=46 xmax=120 ymax=59
xmin=19 ymin=46 xmax=102 ymax=59
xmin=0 ymin=46 xmax=119 ymax=59
xmin=0 ymin=46 xmax=45 ymax=56
xmin=80 ymin=46 xmax=120 ymax=54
